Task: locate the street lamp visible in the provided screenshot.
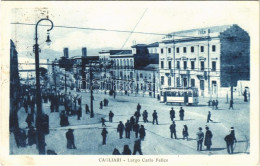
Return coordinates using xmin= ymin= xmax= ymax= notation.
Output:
xmin=34 ymin=18 xmax=54 ymax=155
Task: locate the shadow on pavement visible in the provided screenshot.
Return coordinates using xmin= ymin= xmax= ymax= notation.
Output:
xmin=209 ymin=148 xmax=226 ymax=151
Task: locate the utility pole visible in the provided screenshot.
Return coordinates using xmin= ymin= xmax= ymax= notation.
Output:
xmin=153 ymin=70 xmax=156 ymax=98
xmin=90 ymin=66 xmax=94 ymax=118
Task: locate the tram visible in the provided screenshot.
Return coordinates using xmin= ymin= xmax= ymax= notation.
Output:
xmin=160 ymin=87 xmax=199 ymax=106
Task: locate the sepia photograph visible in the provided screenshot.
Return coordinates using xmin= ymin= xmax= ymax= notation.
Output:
xmin=0 ymin=1 xmax=259 ymax=165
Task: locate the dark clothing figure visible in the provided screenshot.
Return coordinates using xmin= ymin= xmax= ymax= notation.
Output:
xmin=125 ymin=120 xmax=131 ymax=139
xmin=133 ymin=139 xmax=143 ymax=155
xmin=16 ymin=129 xmax=27 ymax=148
xmin=133 ymin=123 xmax=140 ymax=138
xmin=139 ymin=125 xmax=146 ymax=141
xmin=66 ymin=129 xmax=76 ymax=149
xmin=85 ymin=104 xmax=89 ymax=114
xmin=204 ymin=127 xmax=213 ymax=150
xmin=182 ymin=125 xmax=189 ymax=140
xmin=23 ymin=98 xmax=28 ymax=113
xmin=229 ymin=99 xmax=234 ymax=110
xmin=207 ymin=111 xmax=213 ymax=123
xmin=212 ymin=100 xmax=216 ymax=110
xmin=60 ymin=111 xmax=69 ymax=127
xmin=215 ymin=100 xmax=219 ymax=109
xmin=122 ymin=145 xmax=132 ymax=155
xmin=142 ymin=110 xmax=148 ymax=123
xmin=152 ymin=110 xmax=158 ymax=125
xmin=112 ymin=148 xmax=121 ymax=155
xmin=170 ymin=108 xmax=175 ymax=121
xmin=100 ymin=101 xmax=103 ymax=109
xmin=169 ymin=122 xmax=177 ymax=139
xmin=117 ymin=121 xmax=125 ymax=139
xmin=26 ymin=114 xmax=33 ymax=128
xmin=225 ymin=134 xmax=236 ymax=154
xmin=27 ymin=127 xmax=36 ymax=146
xmin=134 ymin=110 xmax=141 ymax=123
xmin=243 ymin=90 xmax=248 ymax=102
xmin=137 ymin=103 xmax=141 ymax=112
xmin=130 ymin=116 xmax=135 ymax=131
xmin=101 ymin=128 xmax=108 ymax=145
xmin=179 ymin=107 xmax=185 ymax=120
xmin=101 ymin=118 xmax=106 ymax=127
xmin=196 ymin=127 xmax=204 ymax=151
xmin=157 ymin=94 xmax=160 ymax=101
xmin=77 ymin=107 xmax=82 ymax=120
xmin=109 ymin=111 xmax=114 ymax=122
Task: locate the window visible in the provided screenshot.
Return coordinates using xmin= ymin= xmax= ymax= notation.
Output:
xmin=161 ymin=76 xmax=164 ymax=85
xmin=191 ymin=79 xmax=195 ymax=87
xmin=183 ymin=47 xmax=187 ymax=53
xmin=212 ymin=45 xmax=216 ymax=52
xmin=212 ymin=61 xmax=216 ymax=71
xmin=200 ymin=80 xmax=205 ymax=90
xmin=200 ymin=61 xmax=205 ymax=71
xmin=161 ymin=61 xmax=164 ymax=69
xmin=183 ymin=61 xmax=187 ymax=69
xmin=177 ymin=77 xmax=180 ymax=87
xmin=168 ymin=77 xmax=171 ymax=86
xmin=176 ymin=47 xmax=179 ymax=53
xmin=191 ymin=61 xmax=195 ymax=70
xmin=154 ymin=48 xmax=157 ymax=53
xmin=191 ymin=46 xmax=194 ymax=53
xmin=168 ymin=61 xmax=172 ymax=69
xmin=177 ymin=61 xmax=180 ymax=69
xmin=200 ymin=46 xmax=204 ymax=52
xmin=161 ymin=48 xmax=164 ymax=54
xmin=168 ymin=48 xmax=171 ymax=53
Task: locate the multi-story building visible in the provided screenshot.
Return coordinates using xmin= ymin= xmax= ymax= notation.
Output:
xmin=159 ymin=24 xmax=250 ymax=97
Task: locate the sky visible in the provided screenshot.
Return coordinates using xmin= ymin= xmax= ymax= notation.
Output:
xmin=9 ymin=1 xmax=259 ymax=60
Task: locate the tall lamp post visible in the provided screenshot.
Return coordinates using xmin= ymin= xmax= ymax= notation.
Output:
xmin=34 ymin=18 xmax=53 ymax=154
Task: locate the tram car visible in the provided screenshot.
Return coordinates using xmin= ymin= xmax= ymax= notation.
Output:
xmin=160 ymin=87 xmax=199 ymax=106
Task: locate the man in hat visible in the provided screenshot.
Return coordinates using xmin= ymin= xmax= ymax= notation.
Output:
xmin=204 ymin=126 xmax=213 ymax=150
xmin=66 ymin=129 xmax=76 ymax=149
xmin=224 ymin=127 xmax=237 ymax=154
xmin=179 ymin=107 xmax=185 ymax=120
xmin=152 ymin=110 xmax=158 ymax=125
xmin=133 ymin=138 xmax=143 ymax=155
xmin=196 ymin=127 xmax=204 ymax=151
xmin=170 ymin=107 xmax=175 ymax=121
xmin=169 ymin=121 xmax=177 ymax=139
xmin=117 ymin=121 xmax=124 ymax=139
xmin=101 ymin=128 xmax=108 ymax=145
xmin=207 ymin=111 xmax=213 ymax=123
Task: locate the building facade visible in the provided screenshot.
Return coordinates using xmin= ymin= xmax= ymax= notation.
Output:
xmin=159 ymin=24 xmax=250 ymax=97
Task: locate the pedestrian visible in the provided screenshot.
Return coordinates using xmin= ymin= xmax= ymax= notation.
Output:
xmin=179 ymin=107 xmax=185 ymax=120
xmin=134 ymin=110 xmax=141 ymax=123
xmin=66 ymin=129 xmax=76 ymax=149
xmin=77 ymin=97 xmax=81 ymax=106
xmin=101 ymin=128 xmax=108 ymax=145
xmin=152 ymin=110 xmax=158 ymax=125
xmin=142 ymin=110 xmax=148 ymax=123
xmin=25 ymin=113 xmax=33 ymax=128
xmin=243 ymin=89 xmax=248 ymax=102
xmin=215 ymin=100 xmax=219 ymax=110
xmin=139 ymin=125 xmax=146 ymax=141
xmin=170 ymin=107 xmax=175 ymax=121
xmin=85 ymin=104 xmax=89 ymax=114
xmin=169 ymin=121 xmax=177 ymax=139
xmin=196 ymin=127 xmax=204 ymax=151
xmin=229 ymin=99 xmax=234 ymax=110
xmin=100 ymin=101 xmax=103 ymax=109
xmin=125 ymin=120 xmax=131 ymax=139
xmin=207 ymin=111 xmax=213 ymax=123
xmin=133 ymin=139 xmax=143 ymax=155
xmin=27 ymin=126 xmax=36 ymax=146
xmin=60 ymin=111 xmax=69 ymax=127
xmin=112 ymin=148 xmax=121 ymax=155
xmin=101 ymin=118 xmax=106 ymax=127
xmin=224 ymin=127 xmax=237 ymax=154
xmin=157 ymin=94 xmax=160 ymax=101
xmin=109 ymin=111 xmax=114 ymax=122
xmin=182 ymin=125 xmax=189 ymax=140
xmin=204 ymin=126 xmax=213 ymax=150
xmin=133 ymin=122 xmax=140 ymax=138
xmin=77 ymin=107 xmax=82 ymax=120
xmin=103 ymin=99 xmax=107 ymax=106
xmin=122 ymin=145 xmax=131 ymax=155
xmin=19 ymin=129 xmax=27 ymax=147
xmin=117 ymin=121 xmax=124 ymax=139
xmin=130 ymin=116 xmax=135 ymax=131
xmin=137 ymin=103 xmax=141 ymax=112
xmin=212 ymin=100 xmax=216 ymax=110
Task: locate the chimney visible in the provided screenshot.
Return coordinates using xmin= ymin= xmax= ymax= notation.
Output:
xmin=63 ymin=48 xmax=69 ymax=58
xmin=82 ymin=47 xmax=87 ymax=57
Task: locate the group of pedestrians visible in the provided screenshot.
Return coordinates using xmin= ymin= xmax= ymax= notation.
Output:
xmin=196 ymin=126 xmax=213 ymax=151
xmin=169 ymin=107 xmax=185 ymax=121
xmin=100 ymin=98 xmax=109 ymax=109
xmin=112 ymin=139 xmax=143 ymax=155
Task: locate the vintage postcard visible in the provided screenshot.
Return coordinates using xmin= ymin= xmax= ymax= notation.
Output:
xmin=0 ymin=1 xmax=259 ymax=166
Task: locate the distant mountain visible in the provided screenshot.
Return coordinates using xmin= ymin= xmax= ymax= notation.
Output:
xmin=19 ymin=47 xmax=115 ymax=60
